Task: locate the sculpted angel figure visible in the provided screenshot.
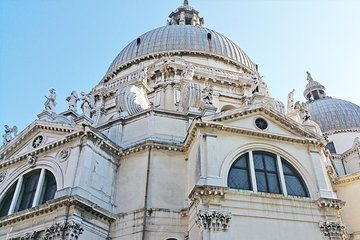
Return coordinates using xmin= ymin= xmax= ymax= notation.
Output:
xmin=66 ymin=91 xmax=79 ymax=112
xmin=44 ymin=88 xmax=56 ymax=112
xmin=81 ymin=92 xmax=95 ymax=117
xmin=3 ymin=125 xmax=17 ymax=145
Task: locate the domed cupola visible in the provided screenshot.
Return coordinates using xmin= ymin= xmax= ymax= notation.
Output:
xmin=168 ymin=0 xmax=204 ymax=26
xmin=103 ymin=0 xmax=257 ymax=81
xmin=304 ymin=72 xmax=360 ymax=133
xmin=303 ymin=71 xmax=327 ymax=101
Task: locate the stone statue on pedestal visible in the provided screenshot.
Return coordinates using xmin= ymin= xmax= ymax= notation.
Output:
xmin=66 ymin=91 xmax=79 ymax=112
xmin=44 ymin=88 xmax=56 ymax=112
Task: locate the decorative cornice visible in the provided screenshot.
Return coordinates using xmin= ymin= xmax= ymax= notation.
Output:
xmin=319 ymin=221 xmax=349 ymax=240
xmin=0 ymin=195 xmax=116 ymax=227
xmin=189 ymin=185 xmax=226 ymax=201
xmin=324 ymin=128 xmax=360 ymax=136
xmin=317 ymin=197 xmax=345 ymax=210
xmin=333 ymin=172 xmax=360 ymax=186
xmin=209 ymin=106 xmax=320 ymax=140
xmin=195 ymin=209 xmax=232 ymax=231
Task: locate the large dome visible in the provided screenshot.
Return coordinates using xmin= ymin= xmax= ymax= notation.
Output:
xmin=104 ymin=25 xmax=257 ymax=80
xmin=308 ymin=97 xmax=360 ymax=133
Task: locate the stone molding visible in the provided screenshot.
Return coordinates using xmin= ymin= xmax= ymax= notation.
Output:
xmin=333 ymin=171 xmax=360 ymax=186
xmin=319 ymin=221 xmax=349 ymax=240
xmin=45 ymin=221 xmax=84 ymax=240
xmin=189 ymin=186 xmax=226 ymax=201
xmin=317 ymin=197 xmax=345 ymax=210
xmin=195 ymin=210 xmax=232 ymax=231
xmin=0 ymin=195 xmax=115 ymax=227
xmin=0 ymin=125 xmax=123 ymax=169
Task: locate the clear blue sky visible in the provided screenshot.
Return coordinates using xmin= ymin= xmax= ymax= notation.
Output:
xmin=1 ymin=0 xmax=359 ymax=132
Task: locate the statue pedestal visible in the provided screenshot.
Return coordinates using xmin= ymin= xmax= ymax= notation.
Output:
xmin=37 ymin=111 xmax=56 ymax=121
xmin=75 ymin=115 xmax=94 ymax=125
xmin=61 ymin=110 xmax=79 ymax=119
xmin=202 ymin=104 xmax=217 ymax=116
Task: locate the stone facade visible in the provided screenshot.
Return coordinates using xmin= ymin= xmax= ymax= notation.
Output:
xmin=1 ymin=1 xmax=359 ymax=240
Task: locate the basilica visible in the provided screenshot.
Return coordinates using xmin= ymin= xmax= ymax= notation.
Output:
xmin=1 ymin=1 xmax=359 ymax=239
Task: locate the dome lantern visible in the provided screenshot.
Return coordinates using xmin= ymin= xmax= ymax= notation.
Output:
xmin=168 ymin=0 xmax=204 ymax=26
xmin=303 ymin=71 xmax=327 ymax=101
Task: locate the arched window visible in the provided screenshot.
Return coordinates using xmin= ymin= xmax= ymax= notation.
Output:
xmin=228 ymin=151 xmax=309 ymax=197
xmin=0 ymin=169 xmax=57 ymax=217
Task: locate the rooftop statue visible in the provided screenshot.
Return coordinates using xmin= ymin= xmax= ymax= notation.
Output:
xmin=66 ymin=91 xmax=79 ymax=112
xmin=44 ymin=88 xmax=56 ymax=112
xmin=306 ymin=71 xmax=314 ymax=82
xmin=81 ymin=92 xmax=95 ymax=117
xmin=2 ymin=125 xmax=17 ymax=146
xmin=287 ymin=89 xmax=295 ymax=114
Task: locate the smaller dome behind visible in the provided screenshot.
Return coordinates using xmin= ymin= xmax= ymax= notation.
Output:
xmin=308 ymin=98 xmax=360 ymax=133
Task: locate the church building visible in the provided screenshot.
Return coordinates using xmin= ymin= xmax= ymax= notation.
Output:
xmin=1 ymin=1 xmax=359 ymax=239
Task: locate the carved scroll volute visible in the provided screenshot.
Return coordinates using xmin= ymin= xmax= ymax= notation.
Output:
xmin=115 ymin=85 xmax=151 ymax=116
xmin=180 ymin=82 xmax=201 ymax=113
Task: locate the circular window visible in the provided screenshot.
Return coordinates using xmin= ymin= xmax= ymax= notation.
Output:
xmin=255 ymin=118 xmax=268 ymax=130
xmin=32 ymin=135 xmax=44 ymax=148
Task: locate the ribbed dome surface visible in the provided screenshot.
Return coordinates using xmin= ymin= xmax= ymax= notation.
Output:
xmin=309 ymin=98 xmax=360 ymax=133
xmin=105 ymin=25 xmax=256 ymax=78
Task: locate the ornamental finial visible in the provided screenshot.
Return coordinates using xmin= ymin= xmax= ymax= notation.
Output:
xmin=184 ymin=0 xmax=189 ymax=6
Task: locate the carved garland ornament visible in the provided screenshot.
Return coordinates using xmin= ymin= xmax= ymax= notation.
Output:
xmin=319 ymin=221 xmax=349 ymax=240
xmin=195 ymin=210 xmax=232 ymax=231
xmin=45 ymin=221 xmax=84 ymax=239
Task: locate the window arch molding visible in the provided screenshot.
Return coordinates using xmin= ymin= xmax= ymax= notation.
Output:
xmin=220 ymin=143 xmax=315 ymax=197
xmin=0 ymin=158 xmax=63 ymax=196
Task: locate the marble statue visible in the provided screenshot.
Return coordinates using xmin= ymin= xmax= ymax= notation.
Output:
xmin=44 ymin=88 xmax=56 ymax=112
xmin=306 ymin=71 xmax=313 ymax=82
xmin=139 ymin=64 xmax=148 ymax=83
xmin=2 ymin=125 xmax=17 ymax=145
xmin=202 ymin=84 xmax=213 ymax=105
xmin=182 ymin=63 xmax=195 ymax=80
xmin=287 ymin=89 xmax=295 ymax=114
xmin=66 ymin=91 xmax=79 ymax=112
xmin=300 ymin=102 xmax=310 ymax=120
xmin=81 ymin=92 xmax=94 ymax=117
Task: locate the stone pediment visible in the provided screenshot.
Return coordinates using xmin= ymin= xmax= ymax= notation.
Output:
xmin=0 ymin=120 xmax=81 ymax=162
xmin=200 ymin=105 xmax=323 ymax=141
xmin=0 ymin=122 xmax=121 ymax=170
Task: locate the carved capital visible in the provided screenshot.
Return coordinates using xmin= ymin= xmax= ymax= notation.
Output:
xmin=317 ymin=198 xmax=345 ymax=210
xmin=20 ymin=231 xmax=38 ymax=240
xmin=319 ymin=221 xmax=349 ymax=240
xmin=45 ymin=221 xmax=84 ymax=240
xmin=195 ymin=210 xmax=232 ymax=231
